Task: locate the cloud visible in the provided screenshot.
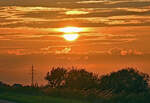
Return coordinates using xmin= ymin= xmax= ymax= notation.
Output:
xmin=17 ymin=11 xmax=65 ymax=19
xmin=0 ymin=0 xmax=150 ymax=28
xmin=56 ymin=47 xmax=71 ymax=54
xmin=108 ymin=48 xmax=143 ymax=56
xmin=0 ymin=0 xmax=150 ymax=9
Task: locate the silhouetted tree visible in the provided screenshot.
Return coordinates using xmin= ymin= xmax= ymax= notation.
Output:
xmin=45 ymin=67 xmax=67 ymax=88
xmin=65 ymin=68 xmax=100 ymax=90
xmin=99 ymin=68 xmax=150 ymax=93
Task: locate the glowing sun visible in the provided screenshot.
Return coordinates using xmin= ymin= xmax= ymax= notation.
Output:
xmin=59 ymin=27 xmax=82 ymax=33
xmin=58 ymin=27 xmax=82 ymax=41
xmin=63 ymin=34 xmax=79 ymax=41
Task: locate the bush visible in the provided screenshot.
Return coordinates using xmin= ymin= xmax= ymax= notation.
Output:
xmin=99 ymin=68 xmax=149 ymax=93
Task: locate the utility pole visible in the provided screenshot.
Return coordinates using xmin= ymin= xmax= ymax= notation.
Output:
xmin=31 ymin=65 xmax=34 ymax=87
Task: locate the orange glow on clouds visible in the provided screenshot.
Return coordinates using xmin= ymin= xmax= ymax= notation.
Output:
xmin=65 ymin=10 xmax=88 ymax=15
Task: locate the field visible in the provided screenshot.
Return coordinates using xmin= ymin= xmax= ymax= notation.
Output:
xmin=0 ymin=92 xmax=88 ymax=103
xmin=1 ymin=89 xmax=150 ymax=103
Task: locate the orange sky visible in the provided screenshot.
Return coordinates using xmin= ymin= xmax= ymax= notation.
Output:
xmin=0 ymin=0 xmax=150 ymax=85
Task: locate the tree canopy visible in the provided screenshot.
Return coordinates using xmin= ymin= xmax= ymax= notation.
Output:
xmin=45 ymin=67 xmax=99 ymax=89
xmin=99 ymin=68 xmax=150 ymax=93
xmin=65 ymin=69 xmax=100 ymax=90
xmin=45 ymin=67 xmax=67 ymax=88
xmin=45 ymin=67 xmax=150 ymax=93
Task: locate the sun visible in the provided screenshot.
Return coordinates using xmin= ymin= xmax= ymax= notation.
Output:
xmin=63 ymin=34 xmax=79 ymax=41
xmin=59 ymin=27 xmax=82 ymax=33
xmin=58 ymin=27 xmax=82 ymax=41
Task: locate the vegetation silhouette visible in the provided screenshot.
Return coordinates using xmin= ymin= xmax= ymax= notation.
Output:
xmin=65 ymin=69 xmax=100 ymax=90
xmin=45 ymin=67 xmax=100 ymax=90
xmin=45 ymin=67 xmax=67 ymax=88
xmin=99 ymin=68 xmax=149 ymax=93
xmin=45 ymin=67 xmax=149 ymax=93
xmin=0 ymin=67 xmax=150 ymax=103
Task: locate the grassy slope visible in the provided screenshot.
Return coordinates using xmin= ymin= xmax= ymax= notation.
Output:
xmin=0 ymin=92 xmax=88 ymax=103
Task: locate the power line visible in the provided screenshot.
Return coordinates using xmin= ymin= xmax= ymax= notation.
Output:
xmin=31 ymin=64 xmax=34 ymax=87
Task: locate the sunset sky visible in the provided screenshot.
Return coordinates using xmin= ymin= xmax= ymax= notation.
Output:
xmin=0 ymin=0 xmax=150 ymax=85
